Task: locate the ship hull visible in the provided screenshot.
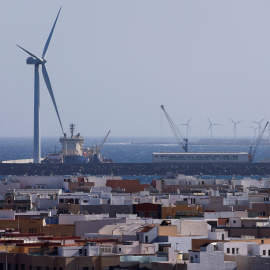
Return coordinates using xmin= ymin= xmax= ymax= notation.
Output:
xmin=64 ymin=155 xmax=89 ymax=163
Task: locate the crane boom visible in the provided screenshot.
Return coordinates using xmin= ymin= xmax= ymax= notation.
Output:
xmin=99 ymin=130 xmax=111 ymax=153
xmin=249 ymin=121 xmax=268 ymax=162
xmin=161 ymin=105 xmax=188 ymax=152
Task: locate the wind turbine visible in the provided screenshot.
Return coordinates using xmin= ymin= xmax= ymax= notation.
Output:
xmin=230 ymin=118 xmax=242 ymax=144
xmin=207 ymin=118 xmax=218 ymax=143
xmin=252 ymin=118 xmax=265 ymax=136
xmin=180 ymin=118 xmax=191 ymax=141
xmin=17 ymin=8 xmax=64 ymax=163
xmin=250 ymin=126 xmax=258 ymax=144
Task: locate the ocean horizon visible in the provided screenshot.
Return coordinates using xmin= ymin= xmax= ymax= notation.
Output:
xmin=0 ymin=136 xmax=269 ymax=163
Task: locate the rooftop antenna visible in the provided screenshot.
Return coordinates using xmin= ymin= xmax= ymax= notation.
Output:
xmin=230 ymin=118 xmax=242 ymax=144
xmin=207 ymin=118 xmax=218 ymax=144
xmin=180 ymin=118 xmax=191 ymax=141
xmin=17 ymin=7 xmax=64 ymax=163
xmin=252 ymin=118 xmax=265 ymax=136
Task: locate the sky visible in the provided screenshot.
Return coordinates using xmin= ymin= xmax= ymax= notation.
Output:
xmin=1 ymin=1 xmax=270 ymax=140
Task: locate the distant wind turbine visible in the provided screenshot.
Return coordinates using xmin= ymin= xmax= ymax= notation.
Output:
xmin=180 ymin=118 xmax=191 ymax=141
xmin=250 ymin=126 xmax=258 ymax=144
xmin=207 ymin=118 xmax=218 ymax=143
xmin=230 ymin=118 xmax=242 ymax=143
xmin=17 ymin=8 xmax=64 ymax=163
xmin=252 ymin=118 xmax=265 ymax=136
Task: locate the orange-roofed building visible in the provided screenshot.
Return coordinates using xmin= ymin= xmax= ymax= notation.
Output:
xmin=106 ymin=179 xmax=149 ymax=193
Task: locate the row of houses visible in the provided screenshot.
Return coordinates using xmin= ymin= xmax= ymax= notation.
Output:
xmin=0 ymin=173 xmax=269 ymax=269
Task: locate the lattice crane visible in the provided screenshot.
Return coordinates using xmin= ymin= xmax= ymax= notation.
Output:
xmin=161 ymin=105 xmax=188 ymax=152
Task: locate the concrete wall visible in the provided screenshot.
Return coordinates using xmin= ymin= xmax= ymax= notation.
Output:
xmin=225 ymin=254 xmax=270 ymax=270
xmin=179 ymin=220 xmax=208 ymax=236
xmin=75 ymin=218 xmax=126 ymax=237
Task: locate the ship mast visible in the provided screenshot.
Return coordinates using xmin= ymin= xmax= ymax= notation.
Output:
xmin=70 ymin=123 xmax=75 ymax=137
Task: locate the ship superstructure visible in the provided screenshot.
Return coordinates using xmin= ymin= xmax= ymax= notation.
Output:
xmin=59 ymin=123 xmax=88 ymax=163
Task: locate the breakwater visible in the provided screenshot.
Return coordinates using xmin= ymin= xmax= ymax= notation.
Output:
xmin=1 ymin=163 xmax=270 ymax=176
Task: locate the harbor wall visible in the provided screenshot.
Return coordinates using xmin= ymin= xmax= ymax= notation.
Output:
xmin=0 ymin=163 xmax=270 ymax=176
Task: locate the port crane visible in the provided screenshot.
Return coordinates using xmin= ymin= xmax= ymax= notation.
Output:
xmin=160 ymin=105 xmax=188 ymax=152
xmin=249 ymin=121 xmax=269 ymax=162
xmin=85 ymin=130 xmax=111 ymax=163
xmin=99 ymin=130 xmax=111 ymax=154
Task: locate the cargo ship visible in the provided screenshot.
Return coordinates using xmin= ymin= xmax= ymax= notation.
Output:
xmin=43 ymin=124 xmax=112 ymax=164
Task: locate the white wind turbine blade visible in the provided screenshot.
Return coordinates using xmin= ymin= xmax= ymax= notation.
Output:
xmin=42 ymin=7 xmax=62 ymax=59
xmin=259 ymin=118 xmax=265 ymax=124
xmin=230 ymin=118 xmax=236 ymax=124
xmin=16 ymin=45 xmax=42 ymax=61
xmin=42 ymin=64 xmax=64 ymax=133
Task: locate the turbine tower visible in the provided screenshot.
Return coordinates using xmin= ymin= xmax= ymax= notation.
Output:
xmin=252 ymin=118 xmax=265 ymax=136
xmin=17 ymin=8 xmax=64 ymax=163
xmin=207 ymin=118 xmax=218 ymax=143
xmin=230 ymin=118 xmax=242 ymax=144
xmin=180 ymin=118 xmax=191 ymax=141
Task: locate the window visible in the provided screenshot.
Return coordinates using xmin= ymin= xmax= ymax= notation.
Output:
xmin=227 ymin=248 xmax=230 ymax=253
xmin=268 ymin=250 xmax=270 ymax=256
xmin=29 ymin=228 xmax=36 ymax=233
xmin=232 ymin=248 xmax=235 ymax=254
xmin=233 ymin=220 xmax=236 ymax=224
xmin=7 ymin=200 xmax=11 ymax=204
xmin=195 ymin=255 xmax=198 ymax=258
xmin=79 ymin=249 xmax=82 ymax=255
xmin=119 ymin=248 xmax=121 ymax=251
xmin=263 ymin=250 xmax=266 ymax=255
xmin=236 ymin=248 xmax=239 ymax=254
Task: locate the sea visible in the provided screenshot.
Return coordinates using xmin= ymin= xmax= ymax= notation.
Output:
xmin=0 ymin=136 xmax=270 ymax=183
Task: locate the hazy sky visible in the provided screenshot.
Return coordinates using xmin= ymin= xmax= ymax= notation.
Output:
xmin=1 ymin=1 xmax=270 ymax=140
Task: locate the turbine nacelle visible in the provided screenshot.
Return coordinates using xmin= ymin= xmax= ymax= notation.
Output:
xmin=26 ymin=57 xmax=46 ymax=65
